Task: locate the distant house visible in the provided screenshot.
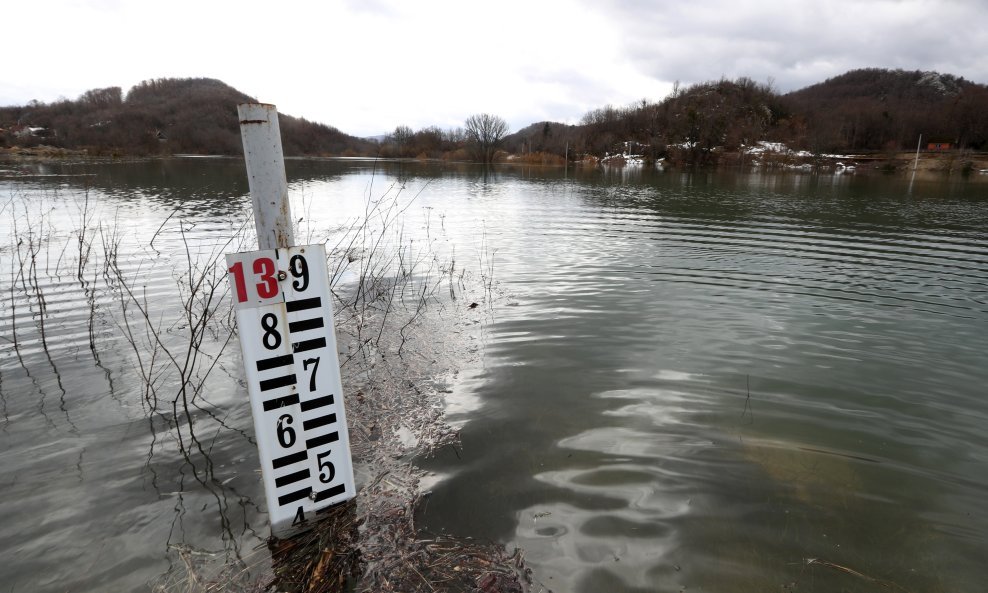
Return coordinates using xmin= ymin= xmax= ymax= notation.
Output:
xmin=13 ymin=126 xmax=48 ymax=139
xmin=927 ymin=140 xmax=953 ymax=151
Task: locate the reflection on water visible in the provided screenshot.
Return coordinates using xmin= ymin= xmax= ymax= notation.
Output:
xmin=413 ymin=166 xmax=988 ymax=592
xmin=2 ymin=158 xmax=987 ymax=592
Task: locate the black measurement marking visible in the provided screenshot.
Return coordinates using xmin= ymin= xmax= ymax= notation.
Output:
xmin=275 ymin=468 xmax=311 ymax=488
xmin=305 ymin=431 xmax=339 ymax=449
xmin=278 ymin=486 xmax=312 ymax=506
xmin=262 ymin=394 xmax=300 ymax=411
xmin=293 ymin=338 xmax=326 ymax=353
xmin=260 ymin=374 xmax=297 ymax=392
xmin=313 ymin=483 xmax=346 ymax=502
xmin=272 ymin=450 xmax=308 ymax=469
xmin=300 ymin=394 xmax=334 ymax=412
xmin=256 ymin=354 xmax=294 ymax=371
xmin=286 ymin=297 xmax=321 ymax=313
xmin=289 ymin=317 xmax=324 ymax=333
xmin=303 ymin=413 xmax=337 ymax=431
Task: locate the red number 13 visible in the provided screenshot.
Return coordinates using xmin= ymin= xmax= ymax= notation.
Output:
xmin=229 ymin=257 xmax=279 ymax=302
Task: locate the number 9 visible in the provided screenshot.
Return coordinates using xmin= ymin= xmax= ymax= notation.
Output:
xmin=290 ymin=255 xmax=309 ymax=292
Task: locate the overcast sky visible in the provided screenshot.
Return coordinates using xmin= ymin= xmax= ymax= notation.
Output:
xmin=4 ymin=0 xmax=987 ymax=137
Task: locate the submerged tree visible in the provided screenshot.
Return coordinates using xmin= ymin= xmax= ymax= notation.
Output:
xmin=464 ymin=113 xmax=508 ymax=164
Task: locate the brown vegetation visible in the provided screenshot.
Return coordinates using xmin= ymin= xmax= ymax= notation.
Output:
xmin=0 ymin=78 xmax=375 ymax=157
xmin=376 ymin=125 xmax=466 ymax=160
xmin=506 ymin=151 xmax=566 ymax=166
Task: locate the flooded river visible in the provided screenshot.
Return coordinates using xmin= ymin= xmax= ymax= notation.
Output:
xmin=1 ymin=158 xmax=987 ymax=592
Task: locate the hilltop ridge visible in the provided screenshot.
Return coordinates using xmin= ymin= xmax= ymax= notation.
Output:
xmin=3 ymin=69 xmax=987 ymax=161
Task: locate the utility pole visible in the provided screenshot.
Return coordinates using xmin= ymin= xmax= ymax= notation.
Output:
xmin=913 ymin=134 xmax=923 ymax=172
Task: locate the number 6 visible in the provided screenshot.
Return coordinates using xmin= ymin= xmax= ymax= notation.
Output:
xmin=277 ymin=414 xmax=296 ymax=448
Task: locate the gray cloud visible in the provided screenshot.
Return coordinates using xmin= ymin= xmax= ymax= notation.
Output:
xmin=587 ymin=0 xmax=988 ymax=92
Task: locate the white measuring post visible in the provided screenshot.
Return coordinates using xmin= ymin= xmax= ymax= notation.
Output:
xmin=228 ymin=104 xmax=355 ymax=537
xmin=238 ymin=103 xmax=296 ymax=250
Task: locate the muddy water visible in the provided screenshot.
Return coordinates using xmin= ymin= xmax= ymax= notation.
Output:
xmin=1 ymin=158 xmax=987 ymax=592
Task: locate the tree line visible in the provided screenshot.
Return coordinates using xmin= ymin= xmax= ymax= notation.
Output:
xmin=376 ymin=69 xmax=988 ymax=166
xmin=3 ymin=69 xmax=986 ymax=163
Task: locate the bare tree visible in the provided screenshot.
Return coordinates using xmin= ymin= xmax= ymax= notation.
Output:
xmin=464 ymin=113 xmax=508 ymax=164
xmin=391 ymin=124 xmax=412 ymax=147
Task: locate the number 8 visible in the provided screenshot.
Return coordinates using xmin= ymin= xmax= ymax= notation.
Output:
xmin=261 ymin=313 xmax=281 ymax=349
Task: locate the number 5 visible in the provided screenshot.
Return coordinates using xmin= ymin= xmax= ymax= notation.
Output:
xmin=317 ymin=450 xmax=335 ymax=484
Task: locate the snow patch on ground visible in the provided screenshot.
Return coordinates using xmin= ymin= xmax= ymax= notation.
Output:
xmin=743 ymin=141 xmax=813 ymax=158
xmin=601 ymin=152 xmax=645 ymax=166
xmin=601 ymin=141 xmax=650 ymax=166
xmin=742 ymin=141 xmax=858 ymax=170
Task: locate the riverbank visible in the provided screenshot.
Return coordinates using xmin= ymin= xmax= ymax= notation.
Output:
xmin=734 ymin=146 xmax=988 ymax=175
xmin=7 ymin=144 xmax=988 ymax=178
xmin=576 ymin=144 xmax=988 ymax=176
xmin=1 ymin=144 xmax=90 ymax=157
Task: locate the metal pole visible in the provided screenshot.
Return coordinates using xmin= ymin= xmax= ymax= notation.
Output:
xmin=238 ymin=103 xmax=295 ymax=250
xmin=913 ymin=133 xmax=923 ymax=171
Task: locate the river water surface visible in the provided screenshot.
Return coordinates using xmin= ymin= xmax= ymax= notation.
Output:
xmin=1 ymin=158 xmax=987 ymax=592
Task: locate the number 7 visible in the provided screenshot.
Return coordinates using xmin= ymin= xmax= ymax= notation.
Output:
xmin=303 ymin=357 xmax=320 ymax=392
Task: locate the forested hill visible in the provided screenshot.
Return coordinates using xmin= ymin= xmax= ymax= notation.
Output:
xmin=0 ymin=78 xmax=375 ymax=156
xmin=783 ymin=68 xmax=988 ymax=152
xmin=500 ymin=68 xmax=988 ymax=163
